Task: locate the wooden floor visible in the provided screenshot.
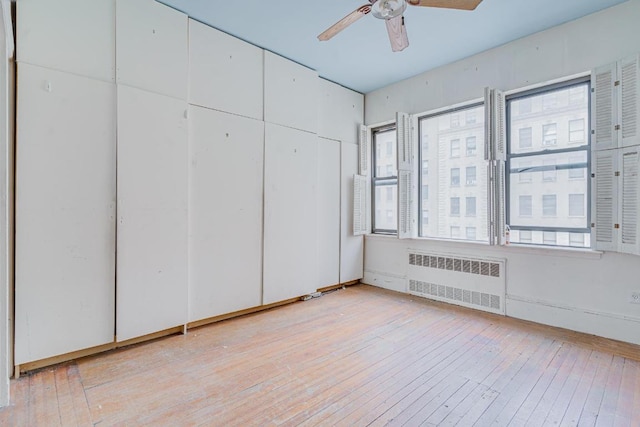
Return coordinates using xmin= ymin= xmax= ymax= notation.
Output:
xmin=1 ymin=284 xmax=639 ymax=426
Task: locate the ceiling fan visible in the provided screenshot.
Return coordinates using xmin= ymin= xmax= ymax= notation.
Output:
xmin=318 ymin=0 xmax=483 ymax=52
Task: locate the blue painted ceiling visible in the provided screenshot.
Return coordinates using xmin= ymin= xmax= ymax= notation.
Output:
xmin=158 ymin=0 xmax=628 ymax=93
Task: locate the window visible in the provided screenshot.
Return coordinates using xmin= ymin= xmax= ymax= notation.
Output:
xmin=542 ymin=123 xmax=557 ymax=146
xmin=419 ymin=103 xmax=486 ymax=241
xmin=450 ymin=197 xmax=460 ymax=216
xmin=451 ymin=168 xmax=460 ymax=187
xmin=466 ymin=197 xmax=476 ymax=217
xmin=507 ymin=78 xmax=590 ymax=247
xmin=466 ymin=136 xmax=477 ymax=156
xmin=543 ymin=194 xmax=557 ymax=216
xmin=569 ymin=119 xmax=585 ymax=144
xmin=568 ymin=193 xmax=585 ymax=217
xmin=519 ymin=195 xmax=532 ymax=217
xmin=466 ymin=227 xmax=476 ymax=240
xmin=466 ymin=110 xmax=476 ymax=125
xmin=422 ymin=185 xmax=429 ymax=200
xmin=519 ymin=127 xmax=532 ymax=149
xmin=543 ymin=231 xmax=557 ymax=245
xmin=450 ymin=139 xmax=460 ymax=157
xmin=518 ymin=97 xmax=532 ymax=115
xmin=466 ymin=166 xmax=477 ymax=186
xmin=451 ymin=114 xmax=460 ymax=128
xmin=372 ymin=127 xmax=397 ymax=233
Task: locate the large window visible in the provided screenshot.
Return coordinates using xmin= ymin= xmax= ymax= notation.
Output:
xmin=372 ymin=126 xmax=397 ymax=234
xmin=419 ymin=103 xmax=487 ymax=241
xmin=507 ymin=78 xmax=590 ymax=247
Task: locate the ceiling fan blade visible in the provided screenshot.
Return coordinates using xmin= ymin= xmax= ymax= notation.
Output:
xmin=385 ymin=15 xmax=409 ymax=52
xmin=407 ymin=0 xmax=483 ymax=10
xmin=318 ymin=5 xmax=372 ymax=41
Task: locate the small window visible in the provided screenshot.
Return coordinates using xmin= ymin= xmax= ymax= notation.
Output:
xmin=519 ymin=195 xmax=532 ymax=217
xmin=466 ymin=136 xmax=477 ymax=156
xmin=542 ymin=160 xmax=557 ymax=182
xmin=519 ymin=127 xmax=533 ymax=149
xmin=569 ymin=232 xmax=585 ymax=247
xmin=451 ymin=114 xmax=460 ymax=128
xmin=569 ymin=119 xmax=585 ymax=144
xmin=519 ymin=230 xmax=532 ymax=243
xmin=450 ymin=226 xmax=461 ymax=238
xmin=422 ymin=185 xmax=429 ymax=201
xmin=465 ymin=197 xmax=476 ymax=217
xmin=450 ymin=168 xmax=460 ymax=187
xmin=450 ymin=197 xmax=460 ymax=216
xmin=466 ymin=227 xmax=477 ymax=240
xmin=518 ymin=161 xmax=532 ymax=183
xmin=568 ymin=156 xmax=586 ymax=179
xmin=543 ymin=195 xmax=557 ymax=217
xmin=386 ymin=187 xmax=393 ymax=202
xmin=518 ymin=97 xmax=532 ymax=115
xmin=466 ymin=166 xmax=477 ymax=186
xmin=568 ymin=193 xmax=585 ymax=217
xmin=543 ymin=231 xmax=557 ymax=245
xmin=542 ymin=123 xmax=557 ymax=146
xmin=542 ymin=93 xmax=558 ymax=110
xmin=450 ymin=139 xmax=460 ymax=158
xmin=466 ymin=110 xmax=477 ymax=125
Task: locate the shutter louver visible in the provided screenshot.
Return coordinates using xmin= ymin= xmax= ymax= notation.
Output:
xmin=396 ymin=112 xmax=412 ymax=171
xmin=496 ymin=161 xmax=506 ymax=245
xmin=484 ymin=87 xmax=493 ymax=161
xmin=398 ymin=169 xmax=413 ymax=239
xmin=620 ymin=148 xmax=639 ymax=254
xmin=358 ymin=124 xmax=369 ymax=175
xmin=592 ymin=64 xmax=617 ymax=151
xmin=593 ymin=150 xmax=618 ymax=251
xmin=494 ymin=90 xmax=506 ymax=161
xmin=620 ymin=55 xmax=639 ymax=148
xmin=353 ymin=174 xmax=368 ymax=236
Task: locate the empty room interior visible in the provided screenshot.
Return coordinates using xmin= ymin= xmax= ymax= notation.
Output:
xmin=1 ymin=0 xmax=640 ymax=425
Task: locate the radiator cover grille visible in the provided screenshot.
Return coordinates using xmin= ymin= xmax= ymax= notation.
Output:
xmin=407 ymin=251 xmax=506 ymax=315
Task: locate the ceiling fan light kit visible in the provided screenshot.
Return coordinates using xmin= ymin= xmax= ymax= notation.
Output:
xmin=318 ymin=0 xmax=483 ymax=52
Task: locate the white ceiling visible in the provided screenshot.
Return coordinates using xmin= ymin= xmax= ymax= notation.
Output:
xmin=158 ymin=0 xmax=628 ymax=94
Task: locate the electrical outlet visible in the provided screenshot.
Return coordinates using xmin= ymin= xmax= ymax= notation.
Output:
xmin=630 ymin=291 xmax=640 ymax=304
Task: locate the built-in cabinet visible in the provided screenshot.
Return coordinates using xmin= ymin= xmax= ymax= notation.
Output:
xmin=14 ymin=64 xmax=117 ymax=364
xmin=116 ymin=86 xmax=188 ymax=342
xmin=14 ymin=0 xmax=364 ymax=366
xmin=188 ymin=106 xmax=264 ymax=322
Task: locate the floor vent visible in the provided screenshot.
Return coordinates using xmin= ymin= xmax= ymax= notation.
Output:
xmin=407 ymin=251 xmax=506 ymax=315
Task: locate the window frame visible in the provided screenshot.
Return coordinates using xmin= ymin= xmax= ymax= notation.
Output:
xmin=505 ymin=76 xmax=592 ymax=237
xmin=371 ymin=124 xmax=398 ymax=235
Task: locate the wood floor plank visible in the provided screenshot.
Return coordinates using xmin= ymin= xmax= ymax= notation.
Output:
xmin=1 ymin=285 xmax=639 ymax=426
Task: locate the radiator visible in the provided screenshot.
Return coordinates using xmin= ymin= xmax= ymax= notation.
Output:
xmin=407 ymin=251 xmax=506 ymax=315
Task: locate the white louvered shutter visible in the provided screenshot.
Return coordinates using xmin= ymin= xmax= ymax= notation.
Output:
xmin=396 ymin=112 xmax=412 ymax=171
xmin=592 ymin=63 xmax=618 ymax=151
xmin=353 ymin=174 xmax=369 ymax=236
xmin=496 ymin=161 xmax=507 ymax=245
xmin=620 ymin=55 xmax=640 ymax=148
xmin=592 ymin=150 xmax=618 ymax=251
xmin=620 ymin=147 xmax=639 ymax=255
xmin=494 ymin=90 xmax=506 ymax=161
xmin=358 ymin=124 xmax=369 ymax=175
xmin=484 ymin=87 xmax=494 ymax=161
xmin=398 ymin=170 xmax=413 ymax=239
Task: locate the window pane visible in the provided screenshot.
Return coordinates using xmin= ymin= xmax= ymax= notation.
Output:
xmin=419 ymin=104 xmax=487 ymax=241
xmin=450 ymin=168 xmax=460 ymax=187
xmin=465 ymin=197 xmax=476 ymax=217
xmin=542 ymin=194 xmax=557 ymax=216
xmin=519 ymin=195 xmax=532 ymax=217
xmin=509 ymin=83 xmax=589 ymax=155
xmin=466 ymin=227 xmax=476 ymax=240
xmin=373 ymin=181 xmax=397 ymax=231
xmin=466 ymin=166 xmax=477 ymax=186
xmin=509 ymin=151 xmax=588 ymax=229
xmin=568 ymin=193 xmax=585 ymax=217
xmin=374 ymin=129 xmax=396 ymax=178
xmin=450 ymin=197 xmax=460 ymax=216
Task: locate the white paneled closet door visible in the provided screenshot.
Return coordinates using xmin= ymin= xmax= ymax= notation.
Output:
xmin=15 ymin=64 xmax=116 ymax=364
xmin=317 ymin=137 xmax=341 ymax=289
xmin=188 ymin=106 xmax=264 ymax=322
xmin=116 ymin=85 xmax=188 ymax=342
xmin=263 ymin=124 xmax=318 ymax=304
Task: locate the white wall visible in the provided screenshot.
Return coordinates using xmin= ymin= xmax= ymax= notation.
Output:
xmin=364 ymin=0 xmax=640 ymax=346
xmin=0 ymin=0 xmax=11 ymax=408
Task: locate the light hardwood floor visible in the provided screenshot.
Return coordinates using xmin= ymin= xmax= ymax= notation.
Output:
xmin=1 ymin=284 xmax=639 ymax=426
